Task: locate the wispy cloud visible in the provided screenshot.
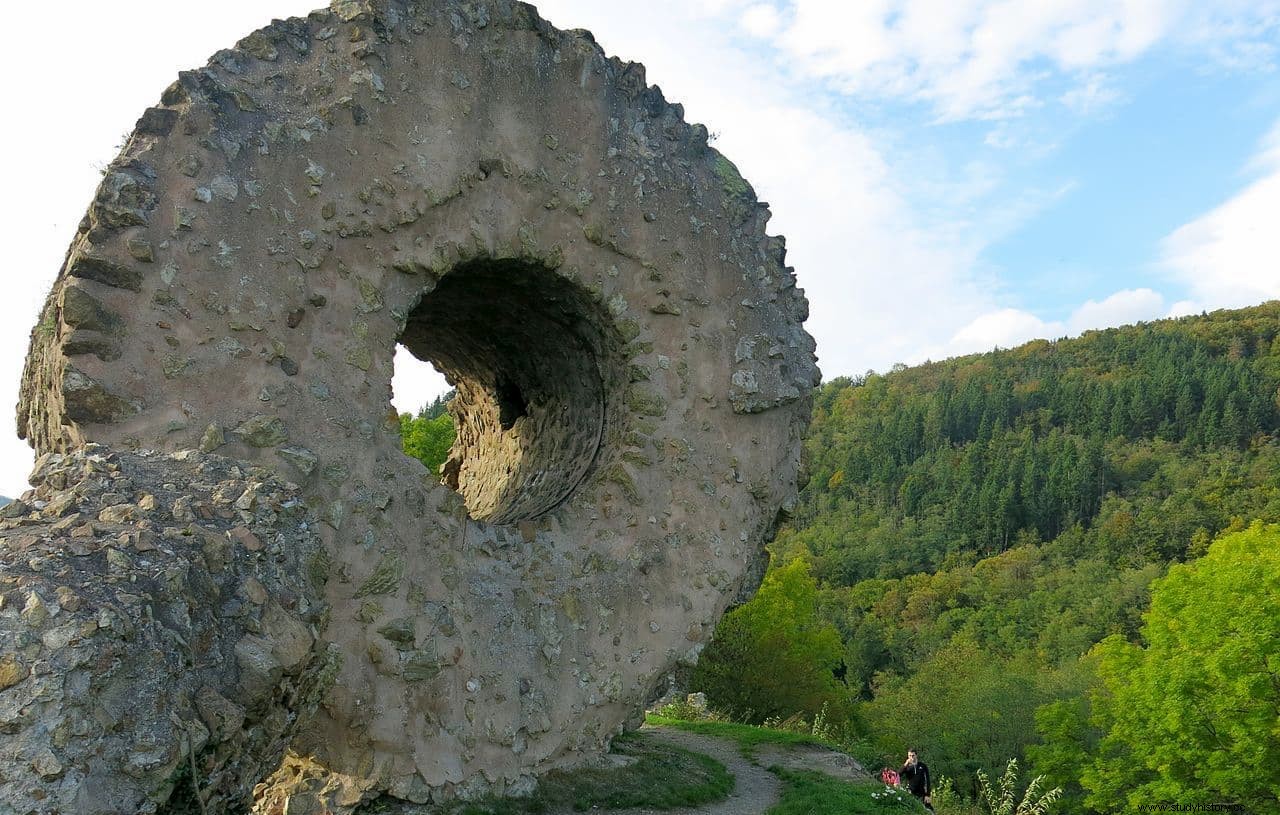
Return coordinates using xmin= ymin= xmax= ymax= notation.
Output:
xmin=1179 ymin=1 xmax=1280 ymax=73
xmin=767 ymin=0 xmax=1177 ymax=120
xmin=1060 ymin=72 xmax=1124 ymax=116
xmin=734 ymin=1 xmax=1279 ymax=121
xmin=1160 ymin=117 xmax=1280 ymax=308
xmin=931 ymin=287 xmax=1174 ymax=359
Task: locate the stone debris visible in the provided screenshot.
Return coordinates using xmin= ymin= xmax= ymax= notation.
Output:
xmin=0 ymin=447 xmax=330 ymax=814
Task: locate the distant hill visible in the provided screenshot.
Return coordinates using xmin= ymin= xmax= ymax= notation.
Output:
xmin=0 ymin=496 xmax=10 ymax=508
xmin=789 ymin=299 xmax=1280 ymax=582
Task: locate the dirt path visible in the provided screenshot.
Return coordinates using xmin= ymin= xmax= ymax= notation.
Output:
xmin=545 ymin=724 xmax=782 ymax=815
xmin=755 ymin=741 xmax=870 ymax=784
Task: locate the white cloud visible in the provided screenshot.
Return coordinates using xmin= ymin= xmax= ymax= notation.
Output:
xmin=741 ymin=4 xmax=784 ymax=37
xmin=949 ymin=308 xmax=1060 ymax=351
xmin=1160 ymin=118 xmax=1280 ymax=308
xmin=753 ymin=0 xmax=1280 ymax=121
xmin=392 ymin=350 xmax=451 ymax=414
xmin=767 ymin=0 xmax=1181 ymax=119
xmin=1060 ymin=72 xmax=1124 ymax=115
xmin=1166 ymin=299 xmax=1203 ymax=318
xmin=934 ymin=287 xmax=1172 ymax=359
xmin=1180 ymin=1 xmax=1280 ymax=73
xmin=1065 ymin=288 xmax=1166 ymax=334
xmin=1249 ymin=115 xmax=1280 ymax=171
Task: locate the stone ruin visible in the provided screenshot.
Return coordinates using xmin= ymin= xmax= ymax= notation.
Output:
xmin=2 ymin=0 xmax=818 ymax=811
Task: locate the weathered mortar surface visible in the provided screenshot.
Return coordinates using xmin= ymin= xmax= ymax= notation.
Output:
xmin=0 ymin=447 xmax=331 ymax=814
xmin=14 ymin=0 xmax=818 ymax=810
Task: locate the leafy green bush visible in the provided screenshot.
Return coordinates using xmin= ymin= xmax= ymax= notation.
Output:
xmin=862 ymin=637 xmax=1046 ymax=789
xmin=930 ymin=776 xmax=983 ymax=815
xmin=690 ymin=558 xmax=850 ymax=725
xmin=652 ymin=698 xmax=720 ymax=722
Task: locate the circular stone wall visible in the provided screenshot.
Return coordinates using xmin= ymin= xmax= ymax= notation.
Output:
xmin=17 ymin=0 xmax=818 ymax=808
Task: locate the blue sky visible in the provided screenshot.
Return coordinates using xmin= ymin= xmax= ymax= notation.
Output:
xmin=973 ymin=55 xmax=1280 ymax=317
xmin=1 ymin=0 xmax=1278 ymax=494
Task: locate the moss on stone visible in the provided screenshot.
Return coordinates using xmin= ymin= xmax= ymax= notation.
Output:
xmin=627 ymin=387 xmax=668 ymax=417
xmin=604 ymin=463 xmax=642 ymax=505
xmin=713 ymin=154 xmax=752 ymax=201
xmin=354 ymin=553 xmax=404 ymax=598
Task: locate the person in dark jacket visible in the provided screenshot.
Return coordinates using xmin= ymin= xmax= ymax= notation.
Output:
xmin=900 ymin=748 xmax=933 ymax=811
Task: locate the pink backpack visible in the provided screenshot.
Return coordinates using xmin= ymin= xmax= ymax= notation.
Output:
xmin=881 ymin=768 xmax=901 ymax=786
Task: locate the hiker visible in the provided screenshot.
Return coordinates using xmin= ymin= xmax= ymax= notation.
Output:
xmin=880 ymin=766 xmax=900 ymax=787
xmin=900 ymin=748 xmax=933 ymax=811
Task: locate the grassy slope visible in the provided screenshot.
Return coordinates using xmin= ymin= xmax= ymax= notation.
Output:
xmin=355 ymin=731 xmax=732 ymax=815
xmin=770 ymin=768 xmax=926 ymax=815
xmin=645 ymin=714 xmax=836 ymax=756
xmin=534 ymin=733 xmax=733 ymax=812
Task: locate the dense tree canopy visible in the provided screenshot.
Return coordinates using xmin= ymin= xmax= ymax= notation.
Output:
xmin=1080 ymin=522 xmax=1280 ymax=812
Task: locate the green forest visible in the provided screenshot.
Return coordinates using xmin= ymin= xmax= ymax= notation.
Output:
xmin=401 ymin=302 xmax=1280 ymax=812
xmin=399 ymin=391 xmax=456 ymax=477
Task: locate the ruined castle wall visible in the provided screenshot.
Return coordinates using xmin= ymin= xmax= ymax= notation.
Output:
xmin=10 ymin=0 xmax=818 ymax=809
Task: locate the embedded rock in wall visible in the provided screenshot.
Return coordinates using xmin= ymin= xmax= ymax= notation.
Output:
xmin=14 ymin=0 xmax=818 ymax=810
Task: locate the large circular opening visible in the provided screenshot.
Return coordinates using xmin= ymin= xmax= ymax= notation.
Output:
xmin=398 ymin=258 xmax=622 ymax=525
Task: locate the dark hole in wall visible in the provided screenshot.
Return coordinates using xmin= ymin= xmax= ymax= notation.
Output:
xmin=495 ymin=375 xmax=527 ymax=431
xmin=395 ymin=258 xmax=624 ymax=524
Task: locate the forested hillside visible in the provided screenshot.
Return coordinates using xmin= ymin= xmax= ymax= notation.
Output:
xmin=692 ymin=301 xmax=1280 ymax=812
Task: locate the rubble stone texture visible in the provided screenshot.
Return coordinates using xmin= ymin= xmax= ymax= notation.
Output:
xmin=0 ymin=448 xmax=332 ymax=814
xmin=13 ymin=0 xmax=818 ymax=811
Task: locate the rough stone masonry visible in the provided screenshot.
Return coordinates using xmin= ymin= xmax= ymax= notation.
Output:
xmin=8 ymin=0 xmax=818 ymax=811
